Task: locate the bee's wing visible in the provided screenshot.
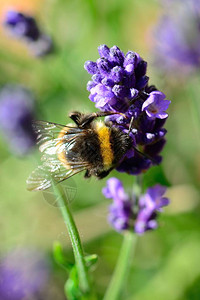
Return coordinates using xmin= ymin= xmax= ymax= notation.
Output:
xmin=27 ymin=121 xmax=89 ymax=191
xmin=26 ymin=164 xmax=86 ymax=191
xmin=33 ymin=120 xmax=83 ymax=145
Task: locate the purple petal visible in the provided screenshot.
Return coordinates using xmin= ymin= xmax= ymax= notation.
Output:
xmin=158 ymin=100 xmax=171 ymax=111
xmin=142 ymin=97 xmax=155 ymax=111
xmin=156 ymin=112 xmax=168 ymax=119
xmin=102 ymin=177 xmax=129 ymax=201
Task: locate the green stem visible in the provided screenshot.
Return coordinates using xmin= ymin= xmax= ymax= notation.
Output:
xmin=103 ymin=231 xmax=137 ymax=300
xmin=52 ymin=182 xmax=92 ymax=296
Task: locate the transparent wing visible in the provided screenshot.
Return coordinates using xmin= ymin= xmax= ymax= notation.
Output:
xmin=33 ymin=120 xmax=83 ymax=146
xmin=27 ymin=121 xmax=89 ymax=191
xmin=26 ymin=163 xmax=86 ymax=191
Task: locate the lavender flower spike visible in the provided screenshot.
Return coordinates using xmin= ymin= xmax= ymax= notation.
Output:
xmin=85 ymin=45 xmax=170 ymax=175
xmin=103 ymin=178 xmax=132 ymax=231
xmin=0 ymin=85 xmax=37 ymax=156
xmin=135 ymin=184 xmax=170 ymax=235
xmin=142 ymin=91 xmax=171 ymax=120
xmin=4 ymin=10 xmax=53 ymax=57
xmin=84 ymin=44 xmax=148 ymax=112
xmin=103 ymin=180 xmax=170 ymax=235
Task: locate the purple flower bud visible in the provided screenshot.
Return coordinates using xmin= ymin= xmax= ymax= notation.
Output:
xmin=84 ymin=61 xmax=98 ymax=74
xmin=98 ymin=44 xmax=110 ymax=58
xmin=135 ymin=61 xmax=147 ymax=78
xmin=101 ymin=77 xmax=114 ymax=87
xmin=109 ymin=46 xmax=124 ymax=65
xmin=145 ymin=132 xmax=156 ymax=144
xmin=92 ymin=74 xmax=103 ymax=84
xmin=143 ymin=128 xmax=167 ymax=144
xmin=129 ymin=88 xmax=139 ymax=99
xmin=125 ymin=64 xmax=135 ymax=75
xmin=123 ymin=73 xmax=136 ymax=88
xmin=112 ymin=85 xmax=129 ymax=98
xmin=127 ymin=103 xmax=141 ymax=119
xmin=135 ymin=75 xmax=149 ymax=90
xmin=124 ymin=51 xmax=138 ymax=68
xmin=87 ymin=80 xmax=96 ymax=91
xmin=97 ymin=58 xmax=112 ymax=76
xmin=110 ymin=66 xmax=125 ymax=82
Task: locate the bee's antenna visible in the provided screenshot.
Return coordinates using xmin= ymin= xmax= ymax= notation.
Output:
xmin=128 ymin=116 xmax=134 ymax=135
xmin=132 ymin=146 xmax=158 ymax=165
xmin=94 ymin=111 xmax=127 ymax=119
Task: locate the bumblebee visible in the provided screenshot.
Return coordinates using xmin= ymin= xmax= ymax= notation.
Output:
xmin=27 ymin=111 xmax=133 ymax=191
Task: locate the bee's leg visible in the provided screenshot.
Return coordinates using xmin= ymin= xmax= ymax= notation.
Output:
xmin=84 ymin=169 xmax=91 ymax=178
xmin=96 ymin=169 xmax=112 ymax=179
xmin=94 ymin=111 xmax=127 ymax=119
xmin=133 ymin=146 xmax=158 ymax=165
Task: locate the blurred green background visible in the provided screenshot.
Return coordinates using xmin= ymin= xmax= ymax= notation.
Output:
xmin=0 ymin=0 xmax=200 ymax=299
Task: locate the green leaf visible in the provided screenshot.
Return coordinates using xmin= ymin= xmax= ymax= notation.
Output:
xmin=53 ymin=241 xmax=73 ymax=272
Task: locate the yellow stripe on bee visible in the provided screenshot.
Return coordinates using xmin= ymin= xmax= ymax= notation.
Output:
xmin=96 ymin=121 xmax=113 ymax=168
xmin=57 ymin=126 xmax=71 ymax=169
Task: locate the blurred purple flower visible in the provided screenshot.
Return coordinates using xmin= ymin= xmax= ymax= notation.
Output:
xmin=142 ymin=91 xmax=171 ymax=120
xmin=153 ymin=0 xmax=200 ymax=72
xmin=0 ymin=248 xmax=50 ymax=300
xmin=103 ymin=179 xmax=169 ymax=234
xmin=4 ymin=10 xmax=53 ymax=57
xmin=5 ymin=10 xmax=40 ymax=41
xmin=85 ymin=45 xmax=170 ymax=175
xmin=0 ymin=85 xmax=37 ymax=156
xmin=135 ymin=184 xmax=170 ymax=234
xmin=103 ymin=178 xmax=132 ymax=231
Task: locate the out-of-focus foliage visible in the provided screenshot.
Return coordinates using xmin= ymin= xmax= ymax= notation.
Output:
xmin=0 ymin=0 xmax=200 ymax=299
